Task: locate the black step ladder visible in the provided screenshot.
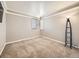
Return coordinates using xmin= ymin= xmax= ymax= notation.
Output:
xmin=65 ymin=18 xmax=72 ymax=48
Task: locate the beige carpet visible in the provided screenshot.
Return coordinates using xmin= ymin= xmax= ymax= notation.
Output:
xmin=0 ymin=37 xmax=79 ymax=58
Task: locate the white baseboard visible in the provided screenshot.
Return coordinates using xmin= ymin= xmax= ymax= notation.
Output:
xmin=6 ymin=35 xmax=40 ymax=45
xmin=42 ymin=36 xmax=79 ymax=49
xmin=42 ymin=36 xmax=64 ymax=44
xmin=0 ymin=43 xmax=6 ymax=55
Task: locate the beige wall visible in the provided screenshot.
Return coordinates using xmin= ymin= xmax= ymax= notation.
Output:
xmin=42 ymin=6 xmax=79 ymax=47
xmin=6 ymin=13 xmax=40 ymax=42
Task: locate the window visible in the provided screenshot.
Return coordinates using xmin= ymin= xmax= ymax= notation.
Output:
xmin=32 ymin=18 xmax=39 ymax=29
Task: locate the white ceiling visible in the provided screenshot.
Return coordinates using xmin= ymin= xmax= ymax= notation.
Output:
xmin=5 ymin=1 xmax=79 ymax=17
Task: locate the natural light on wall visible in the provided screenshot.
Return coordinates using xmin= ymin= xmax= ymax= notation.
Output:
xmin=40 ymin=8 xmax=44 ymax=17
xmin=39 ymin=4 xmax=44 ymax=17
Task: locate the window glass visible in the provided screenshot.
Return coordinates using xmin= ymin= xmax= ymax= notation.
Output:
xmin=32 ymin=18 xmax=38 ymax=29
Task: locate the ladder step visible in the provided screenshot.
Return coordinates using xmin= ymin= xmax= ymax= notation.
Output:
xmin=67 ymin=37 xmax=70 ymax=38
xmin=66 ymin=27 xmax=70 ymax=28
xmin=67 ymin=36 xmax=70 ymax=38
xmin=66 ymin=41 xmax=70 ymax=44
xmin=67 ymin=42 xmax=70 ymax=44
xmin=67 ymin=32 xmax=70 ymax=33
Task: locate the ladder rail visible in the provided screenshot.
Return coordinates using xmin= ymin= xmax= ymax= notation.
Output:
xmin=65 ymin=18 xmax=72 ymax=48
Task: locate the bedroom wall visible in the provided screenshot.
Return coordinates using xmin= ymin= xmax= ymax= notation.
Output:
xmin=6 ymin=13 xmax=40 ymax=43
xmin=42 ymin=6 xmax=79 ymax=47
